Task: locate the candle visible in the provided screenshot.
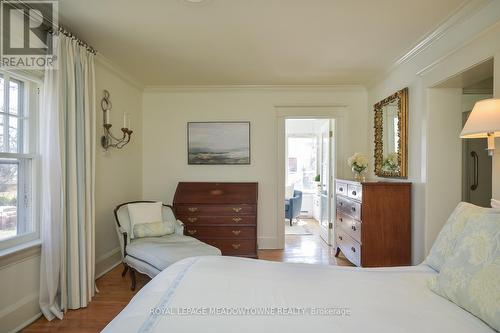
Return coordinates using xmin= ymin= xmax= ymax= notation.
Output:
xmin=123 ymin=113 xmax=126 ymax=128
xmin=105 ymin=111 xmax=110 ymax=125
xmin=127 ymin=116 xmax=131 ymax=129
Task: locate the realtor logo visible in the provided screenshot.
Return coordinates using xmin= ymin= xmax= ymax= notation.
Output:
xmin=0 ymin=0 xmax=58 ymax=69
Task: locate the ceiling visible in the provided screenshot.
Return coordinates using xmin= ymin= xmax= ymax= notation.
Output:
xmin=59 ymin=0 xmax=467 ymax=86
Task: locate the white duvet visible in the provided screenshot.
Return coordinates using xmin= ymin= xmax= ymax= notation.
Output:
xmin=103 ymin=256 xmax=494 ymax=333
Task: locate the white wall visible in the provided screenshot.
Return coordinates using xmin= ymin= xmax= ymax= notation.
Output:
xmin=94 ymin=58 xmax=143 ymax=277
xmin=142 ymin=87 xmax=367 ymax=249
xmin=367 ymin=1 xmax=500 ymax=263
xmin=425 ymin=88 xmax=463 ymax=251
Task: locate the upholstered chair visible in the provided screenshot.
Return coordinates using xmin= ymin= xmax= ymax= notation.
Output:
xmin=114 ymin=201 xmax=221 ymax=290
xmin=285 ymin=190 xmax=303 ymax=226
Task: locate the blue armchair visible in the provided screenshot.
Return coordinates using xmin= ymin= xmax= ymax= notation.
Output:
xmin=285 ymin=190 xmax=303 ymax=226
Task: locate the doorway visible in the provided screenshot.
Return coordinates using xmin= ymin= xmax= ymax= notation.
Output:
xmin=283 ymin=119 xmax=335 ymax=262
xmin=461 ymin=78 xmax=493 ymax=207
xmin=426 ymin=58 xmax=494 ymax=248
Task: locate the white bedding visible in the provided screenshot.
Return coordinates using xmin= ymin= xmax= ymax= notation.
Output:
xmin=103 ymin=256 xmax=494 ymax=333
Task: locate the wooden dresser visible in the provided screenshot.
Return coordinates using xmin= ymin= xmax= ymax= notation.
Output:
xmin=335 ymin=179 xmax=411 ymax=267
xmin=173 ymin=182 xmax=258 ymax=258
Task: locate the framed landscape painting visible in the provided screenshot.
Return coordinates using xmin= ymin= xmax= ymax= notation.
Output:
xmin=187 ymin=122 xmax=251 ymax=165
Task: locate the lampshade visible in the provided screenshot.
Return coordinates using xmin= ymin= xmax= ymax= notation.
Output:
xmin=460 ymin=98 xmax=500 ymax=138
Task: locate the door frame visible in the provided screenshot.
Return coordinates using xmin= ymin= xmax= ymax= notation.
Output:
xmin=275 ymin=105 xmax=347 ymax=249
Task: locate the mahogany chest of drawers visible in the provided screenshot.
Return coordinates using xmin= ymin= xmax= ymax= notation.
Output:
xmin=335 ymin=179 xmax=411 ymax=267
xmin=173 ymin=182 xmax=258 ymax=258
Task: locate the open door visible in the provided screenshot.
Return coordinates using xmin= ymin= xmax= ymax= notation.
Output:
xmin=319 ymin=121 xmax=332 ymax=245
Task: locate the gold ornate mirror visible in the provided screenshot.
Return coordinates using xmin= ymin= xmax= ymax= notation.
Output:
xmin=374 ymin=87 xmax=408 ymax=178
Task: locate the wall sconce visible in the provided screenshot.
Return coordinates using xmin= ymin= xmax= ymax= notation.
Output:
xmin=460 ymin=98 xmax=500 ymax=156
xmin=100 ymin=90 xmax=133 ymax=150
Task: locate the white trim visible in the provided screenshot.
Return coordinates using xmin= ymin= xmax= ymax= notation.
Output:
xmin=257 ymin=236 xmax=279 ymax=250
xmin=95 ymin=246 xmax=121 ymax=264
xmin=0 ymin=292 xmax=38 ymax=318
xmin=95 ymin=246 xmax=122 ymax=279
xmin=0 ymin=238 xmax=41 ymax=259
xmin=7 ymin=312 xmax=42 ymax=333
xmin=0 ymin=152 xmax=36 ymax=159
xmin=95 ymin=259 xmax=121 ymax=280
xmin=95 ymin=54 xmax=144 ymax=91
xmin=143 ymin=85 xmax=366 ymax=93
xmin=274 ymin=106 xmax=347 ymax=249
xmin=0 ymin=291 xmax=41 ymax=333
xmin=9 ymin=312 xmax=42 ymax=333
xmin=369 ymin=0 xmax=500 ymax=87
xmin=392 ymin=0 xmax=489 ymax=69
xmin=415 ymin=21 xmax=500 ymax=78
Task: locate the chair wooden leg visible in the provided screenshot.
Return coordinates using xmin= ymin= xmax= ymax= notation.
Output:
xmin=130 ymin=268 xmax=136 ymax=291
xmin=334 ymin=247 xmax=341 ymax=257
xmin=289 ymin=218 xmax=293 ymax=226
xmin=121 ymin=263 xmax=129 ymax=277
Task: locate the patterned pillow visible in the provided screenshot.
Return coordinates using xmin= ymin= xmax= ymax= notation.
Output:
xmin=425 ymin=202 xmax=499 ymax=272
xmin=133 ymin=220 xmax=175 ymax=238
xmin=428 ymin=213 xmax=500 ymax=331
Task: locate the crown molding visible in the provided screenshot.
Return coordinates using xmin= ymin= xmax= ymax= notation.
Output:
xmin=143 ymin=84 xmax=366 ymax=93
xmin=462 ymin=87 xmax=493 ymax=94
xmin=392 ymin=0 xmax=490 ymax=69
xmin=368 ymin=0 xmax=497 ymax=87
xmin=95 ymin=54 xmax=144 ymax=91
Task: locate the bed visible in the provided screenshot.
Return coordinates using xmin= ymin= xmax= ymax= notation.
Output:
xmin=102 ymin=256 xmax=494 ymax=333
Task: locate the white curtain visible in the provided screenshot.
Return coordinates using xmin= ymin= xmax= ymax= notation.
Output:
xmin=39 ymin=34 xmax=96 ymax=321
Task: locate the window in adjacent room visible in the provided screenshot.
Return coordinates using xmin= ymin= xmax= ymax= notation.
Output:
xmin=287 ymin=135 xmax=318 ymax=193
xmin=0 ymin=72 xmax=39 ymax=250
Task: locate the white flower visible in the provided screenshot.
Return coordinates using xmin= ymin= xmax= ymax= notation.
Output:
xmin=348 ymin=153 xmax=368 ymax=170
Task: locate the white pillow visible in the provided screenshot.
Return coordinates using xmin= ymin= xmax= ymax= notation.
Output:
xmin=127 ymin=202 xmax=163 ymax=239
xmin=491 ymin=199 xmax=500 ymax=209
xmin=285 ymin=185 xmax=294 ymax=200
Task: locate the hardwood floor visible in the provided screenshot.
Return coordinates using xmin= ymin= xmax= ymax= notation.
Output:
xmin=23 ymin=218 xmax=351 ymax=332
xmin=259 ymin=218 xmax=353 ymax=266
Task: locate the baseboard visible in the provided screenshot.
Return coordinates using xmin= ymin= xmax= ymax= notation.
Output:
xmin=8 ymin=312 xmax=41 ymax=333
xmin=0 ymin=292 xmax=41 ymax=333
xmin=257 ymin=236 xmax=280 ymax=249
xmin=95 ymin=247 xmax=122 ymax=279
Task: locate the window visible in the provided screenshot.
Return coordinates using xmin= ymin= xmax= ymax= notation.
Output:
xmin=287 ymin=136 xmax=318 ymax=193
xmin=0 ymin=72 xmax=38 ymax=249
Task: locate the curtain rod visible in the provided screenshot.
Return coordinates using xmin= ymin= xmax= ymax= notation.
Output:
xmin=13 ymin=0 xmax=98 ymax=55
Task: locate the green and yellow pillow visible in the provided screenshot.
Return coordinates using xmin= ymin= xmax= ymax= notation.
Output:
xmin=425 ymin=202 xmax=493 ymax=272
xmin=428 ymin=213 xmax=500 ymax=331
xmin=133 ymin=220 xmax=175 ymax=238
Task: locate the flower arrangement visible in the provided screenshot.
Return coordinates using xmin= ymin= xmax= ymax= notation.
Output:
xmin=382 ymin=152 xmax=399 ymax=172
xmin=347 ymin=153 xmax=368 ymax=181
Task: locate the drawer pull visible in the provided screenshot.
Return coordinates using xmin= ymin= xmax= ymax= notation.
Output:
xmin=232 ymin=230 xmax=242 ymax=236
xmin=339 ymin=236 xmax=343 ymax=241
xmin=351 ymin=207 xmax=356 ymax=212
xmin=187 ymin=217 xmax=198 ymax=223
xmin=339 ymin=187 xmax=344 ymax=192
xmin=339 ymin=217 xmax=343 ymax=222
xmin=232 ymin=217 xmax=242 ymax=222
xmin=187 ymin=230 xmax=197 ymax=235
xmin=232 ymin=207 xmax=243 ymax=213
xmin=351 ymin=247 xmax=356 ymax=253
xmin=232 ymin=243 xmax=241 ymax=250
xmin=352 ymin=191 xmax=357 ymax=196
xmin=188 ymin=207 xmax=198 ymax=212
xmin=340 ymin=202 xmax=344 ymax=206
xmin=352 ymin=226 xmax=356 ymax=231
